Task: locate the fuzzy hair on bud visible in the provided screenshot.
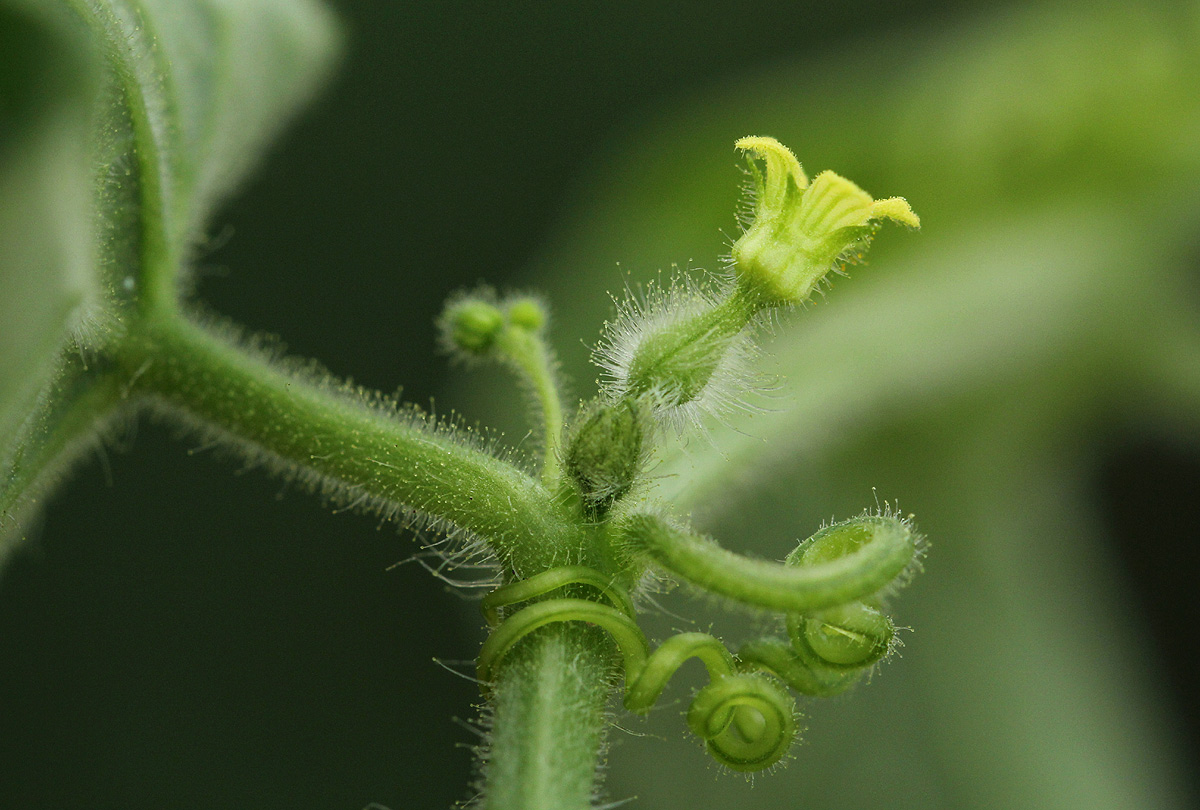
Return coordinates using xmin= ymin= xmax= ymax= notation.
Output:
xmin=439 ymin=293 xmax=506 ymax=357
xmin=593 ymin=275 xmax=766 ymax=434
xmin=564 ymin=396 xmax=649 ymax=516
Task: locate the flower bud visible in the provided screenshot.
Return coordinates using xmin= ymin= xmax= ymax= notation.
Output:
xmin=506 ymin=297 xmax=546 ymax=333
xmin=732 ymin=136 xmax=919 ymax=307
xmin=440 ymin=297 xmax=505 ymax=355
xmin=564 ymin=396 xmax=648 ymax=515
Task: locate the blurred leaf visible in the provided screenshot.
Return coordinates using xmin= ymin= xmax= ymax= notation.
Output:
xmin=0 ymin=3 xmax=95 ymax=445
xmin=1 ymin=0 xmax=340 ymax=558
xmin=495 ymin=2 xmax=1200 ymax=388
xmin=75 ymin=0 xmax=342 ymax=301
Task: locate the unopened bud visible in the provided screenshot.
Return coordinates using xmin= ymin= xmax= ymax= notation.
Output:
xmin=441 ymin=298 xmax=504 ymax=355
xmin=564 ymin=397 xmax=648 ymax=515
xmin=506 ymin=297 xmax=546 ymax=333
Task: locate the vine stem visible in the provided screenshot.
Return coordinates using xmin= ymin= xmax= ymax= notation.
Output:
xmin=622 ymin=512 xmax=915 ymax=612
xmin=113 ymin=314 xmax=622 ymax=805
xmin=481 ymin=623 xmax=616 ymax=810
xmin=116 ymin=314 xmax=583 ymax=574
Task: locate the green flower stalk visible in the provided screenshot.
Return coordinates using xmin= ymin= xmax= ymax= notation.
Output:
xmin=593 ymin=280 xmax=763 ymax=430
xmin=440 ymin=291 xmax=565 ymax=485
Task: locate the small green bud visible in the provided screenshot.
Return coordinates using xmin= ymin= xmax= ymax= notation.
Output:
xmin=506 ymin=297 xmax=546 ymax=333
xmin=564 ymin=397 xmax=648 ymax=515
xmin=732 ymin=136 xmax=919 ymax=307
xmin=441 ymin=298 xmax=504 ymax=355
xmin=791 ymin=602 xmax=894 ymax=667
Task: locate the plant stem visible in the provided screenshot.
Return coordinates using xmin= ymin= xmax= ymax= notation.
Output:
xmin=480 ymin=623 xmax=615 ymax=810
xmin=116 ymin=314 xmax=625 ymax=805
xmin=117 ymin=315 xmax=581 ymax=572
xmin=495 ymin=326 xmax=564 ymax=486
xmin=623 ymin=512 xmax=915 ymax=612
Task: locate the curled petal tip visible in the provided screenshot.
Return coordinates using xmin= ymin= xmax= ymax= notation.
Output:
xmin=870 ymin=197 xmax=920 ymax=228
xmin=736 ymin=135 xmax=809 ymax=192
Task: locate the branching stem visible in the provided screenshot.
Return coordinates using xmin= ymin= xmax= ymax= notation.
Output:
xmin=104 ymin=312 xmax=619 ymax=807
xmin=116 ymin=315 xmax=582 ymax=574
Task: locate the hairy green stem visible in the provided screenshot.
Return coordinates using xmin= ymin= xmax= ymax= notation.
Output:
xmin=623 ymin=513 xmax=914 ymax=613
xmin=117 ymin=315 xmax=580 ymax=571
xmin=481 ymin=624 xmax=615 ymax=810
xmin=494 ymin=326 xmax=564 ymax=486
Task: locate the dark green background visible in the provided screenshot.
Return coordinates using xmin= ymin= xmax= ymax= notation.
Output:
xmin=2 ymin=1 xmax=1197 ymax=808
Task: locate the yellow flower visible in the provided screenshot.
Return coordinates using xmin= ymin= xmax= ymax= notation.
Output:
xmin=731 ymin=136 xmax=918 ymax=306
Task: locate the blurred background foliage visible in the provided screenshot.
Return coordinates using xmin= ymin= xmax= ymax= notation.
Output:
xmin=2 ymin=1 xmax=1199 ymax=808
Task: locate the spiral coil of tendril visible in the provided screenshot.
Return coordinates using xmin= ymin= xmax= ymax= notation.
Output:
xmin=476 ymin=514 xmax=919 ymax=772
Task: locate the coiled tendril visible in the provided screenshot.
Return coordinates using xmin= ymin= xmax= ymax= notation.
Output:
xmin=478 ymin=569 xmax=797 ymax=771
xmin=476 ymin=513 xmax=920 ymax=771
